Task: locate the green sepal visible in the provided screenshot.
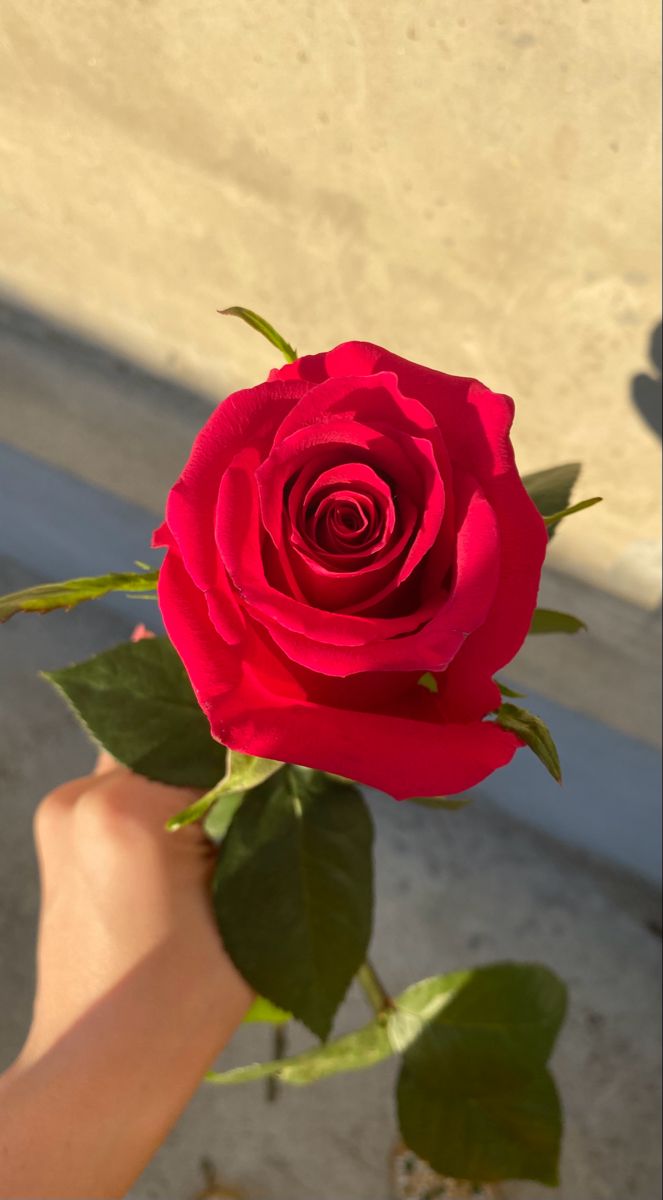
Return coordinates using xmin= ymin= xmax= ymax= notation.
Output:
xmin=495 ymin=703 xmax=562 ymax=783
xmin=497 ymin=681 xmax=527 ymax=699
xmin=166 ymin=751 xmax=283 ymax=833
xmin=522 ymin=463 xmax=581 ymax=531
xmin=0 ymin=570 xmax=159 ymax=623
xmin=405 ymin=796 xmax=472 ymax=810
xmin=219 ymin=306 xmax=297 ymax=363
xmin=522 ymin=462 xmax=601 ymax=538
xmin=530 ymin=608 xmax=586 ymax=635
xmin=543 ymin=496 xmax=602 ymax=530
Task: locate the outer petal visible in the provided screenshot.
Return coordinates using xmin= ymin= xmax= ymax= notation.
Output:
xmin=157 ymin=549 xmax=241 ymax=702
xmin=206 ymin=684 xmax=521 ymax=799
xmin=158 ymin=547 xmax=521 ymax=798
xmin=165 ymin=379 xmax=308 ymax=590
xmin=272 ymin=369 xmax=450 ymax=459
xmin=442 ymin=409 xmax=548 ymax=680
xmin=273 ymin=343 xmax=517 ymax=492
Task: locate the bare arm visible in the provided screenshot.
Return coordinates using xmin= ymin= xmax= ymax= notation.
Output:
xmin=0 ymin=762 xmax=253 ymax=1199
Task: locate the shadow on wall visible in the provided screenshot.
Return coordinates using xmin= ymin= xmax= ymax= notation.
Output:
xmin=0 ymin=287 xmax=221 ymax=518
xmin=631 ymin=319 xmax=662 ymax=440
xmin=2 ymin=286 xmax=662 ymax=443
xmin=0 ymin=287 xmax=219 ymax=423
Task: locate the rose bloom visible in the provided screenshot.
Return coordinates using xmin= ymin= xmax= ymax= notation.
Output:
xmin=154 ymin=343 xmax=547 ymax=798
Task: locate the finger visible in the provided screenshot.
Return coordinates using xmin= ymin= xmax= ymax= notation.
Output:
xmin=79 ymin=767 xmax=205 ymax=832
xmin=40 ymin=775 xmax=97 ymax=811
xmin=33 ymin=775 xmax=96 ymax=849
xmin=131 ymin=623 xmax=156 ymax=642
xmin=94 ymin=749 xmax=119 ymax=776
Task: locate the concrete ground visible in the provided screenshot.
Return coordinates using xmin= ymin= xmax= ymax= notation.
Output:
xmin=0 ymin=565 xmax=660 ymax=1199
xmin=0 ymin=313 xmax=661 ymax=1198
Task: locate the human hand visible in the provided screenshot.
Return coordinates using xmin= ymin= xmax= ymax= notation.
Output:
xmin=0 ymin=760 xmax=253 ymax=1199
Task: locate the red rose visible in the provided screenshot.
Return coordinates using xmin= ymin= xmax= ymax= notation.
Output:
xmin=154 ymin=343 xmax=546 ymax=798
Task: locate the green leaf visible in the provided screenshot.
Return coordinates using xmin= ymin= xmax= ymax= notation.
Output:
xmin=219 ymin=306 xmax=297 ymax=363
xmin=0 ymin=571 xmax=159 ymax=623
xmin=208 ymin=962 xmax=566 ymax=1117
xmin=497 ymin=681 xmax=527 ymax=699
xmin=165 ymin=788 xmax=223 ymax=832
xmin=396 ymin=964 xmax=566 ymax=1185
xmin=221 ymin=752 xmax=283 ymax=791
xmin=522 ymin=462 xmax=602 ymax=541
xmin=399 ymin=964 xmax=566 ymax=1065
xmin=398 ymin=1059 xmax=561 ymax=1185
xmin=243 ymin=996 xmax=291 ymax=1025
xmin=215 ymin=974 xmax=524 ymax=1086
xmin=212 ymin=766 xmax=374 ymax=1040
xmin=522 ymin=462 xmax=581 ymax=519
xmin=203 ymin=789 xmax=248 ymax=841
xmin=208 ymin=1017 xmax=391 ymax=1086
xmin=405 ymin=796 xmax=472 ymax=811
xmin=495 ymin=703 xmax=562 ymax=784
xmin=205 ymin=753 xmax=284 ymax=840
xmin=417 ymin=672 xmax=439 ymax=693
xmin=543 ymin=496 xmax=602 ymax=530
xmin=167 ymin=751 xmax=283 ymax=833
xmin=43 ymin=637 xmax=227 ymax=789
xmin=530 ymin=608 xmax=587 ymax=635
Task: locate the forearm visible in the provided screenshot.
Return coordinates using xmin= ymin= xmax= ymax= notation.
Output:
xmin=0 ymin=939 xmax=252 ymax=1199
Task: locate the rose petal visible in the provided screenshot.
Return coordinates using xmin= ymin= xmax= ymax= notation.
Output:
xmin=207 ymin=682 xmax=521 ymax=799
xmin=165 ymin=379 xmax=307 ymax=590
xmin=253 ymin=416 xmax=447 ymax=614
xmin=160 ymin=546 xmax=520 ymax=797
xmin=157 ymin=549 xmax=240 ymax=701
xmin=272 ymin=346 xmax=546 ymax=683
xmin=215 ymin=461 xmax=498 ymax=675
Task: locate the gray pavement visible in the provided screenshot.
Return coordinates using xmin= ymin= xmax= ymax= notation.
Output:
xmin=0 ymin=571 xmax=660 ymax=1199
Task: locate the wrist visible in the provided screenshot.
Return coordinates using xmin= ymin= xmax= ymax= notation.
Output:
xmin=24 ymin=927 xmax=253 ymax=1067
xmin=1 ymin=941 xmax=253 ymax=1199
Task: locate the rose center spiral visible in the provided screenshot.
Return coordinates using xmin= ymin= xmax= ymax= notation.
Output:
xmin=304 ymin=485 xmax=389 ymax=557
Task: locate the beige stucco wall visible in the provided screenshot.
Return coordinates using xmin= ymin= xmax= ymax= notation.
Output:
xmin=1 ymin=0 xmax=660 ymax=604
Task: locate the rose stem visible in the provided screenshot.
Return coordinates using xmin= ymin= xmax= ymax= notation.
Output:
xmin=265 ymin=1024 xmax=287 ymax=1104
xmin=356 ymin=959 xmax=395 ymax=1017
